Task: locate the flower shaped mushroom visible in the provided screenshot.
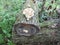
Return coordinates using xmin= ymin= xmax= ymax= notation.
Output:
xmin=23 ymin=8 xmax=34 ymax=20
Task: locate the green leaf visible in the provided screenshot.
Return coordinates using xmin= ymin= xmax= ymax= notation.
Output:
xmin=0 ymin=34 xmax=4 ymax=44
xmin=7 ymin=40 xmax=15 ymax=45
xmin=2 ymin=30 xmax=11 ymax=37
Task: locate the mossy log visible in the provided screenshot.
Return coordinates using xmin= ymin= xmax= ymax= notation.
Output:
xmin=12 ymin=0 xmax=40 ymax=44
xmin=12 ymin=0 xmax=60 ymax=45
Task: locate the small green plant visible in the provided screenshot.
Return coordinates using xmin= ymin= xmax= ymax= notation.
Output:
xmin=0 ymin=0 xmax=25 ymax=45
xmin=38 ymin=0 xmax=60 ymax=22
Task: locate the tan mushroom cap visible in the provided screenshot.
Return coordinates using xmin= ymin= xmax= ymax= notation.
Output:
xmin=23 ymin=7 xmax=34 ymax=20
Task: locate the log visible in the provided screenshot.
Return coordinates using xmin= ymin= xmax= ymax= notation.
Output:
xmin=12 ymin=0 xmax=60 ymax=45
xmin=12 ymin=0 xmax=40 ymax=44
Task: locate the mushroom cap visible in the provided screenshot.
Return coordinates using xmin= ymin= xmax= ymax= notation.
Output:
xmin=23 ymin=8 xmax=34 ymax=20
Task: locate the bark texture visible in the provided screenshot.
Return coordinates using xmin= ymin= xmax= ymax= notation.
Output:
xmin=12 ymin=0 xmax=60 ymax=45
xmin=12 ymin=0 xmax=40 ymax=44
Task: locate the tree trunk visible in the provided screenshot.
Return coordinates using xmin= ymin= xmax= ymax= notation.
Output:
xmin=12 ymin=0 xmax=40 ymax=44
xmin=12 ymin=0 xmax=60 ymax=45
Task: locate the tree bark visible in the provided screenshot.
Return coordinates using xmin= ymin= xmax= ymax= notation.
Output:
xmin=12 ymin=0 xmax=40 ymax=44
xmin=12 ymin=0 xmax=60 ymax=45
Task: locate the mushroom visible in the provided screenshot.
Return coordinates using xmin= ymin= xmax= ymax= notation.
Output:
xmin=23 ymin=7 xmax=34 ymax=20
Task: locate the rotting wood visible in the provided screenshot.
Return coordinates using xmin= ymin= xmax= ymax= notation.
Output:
xmin=12 ymin=0 xmax=40 ymax=44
